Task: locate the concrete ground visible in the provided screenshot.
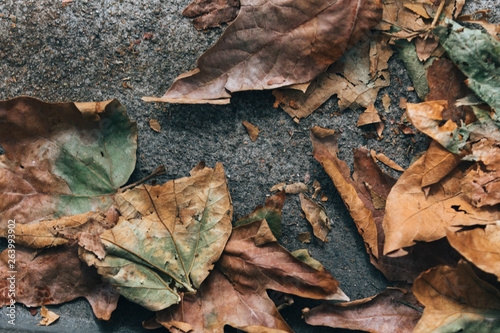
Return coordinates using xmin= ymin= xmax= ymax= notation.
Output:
xmin=0 ymin=0 xmax=497 ymax=332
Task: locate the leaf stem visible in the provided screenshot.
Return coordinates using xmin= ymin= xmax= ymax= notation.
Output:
xmin=119 ymin=165 xmax=166 ymax=192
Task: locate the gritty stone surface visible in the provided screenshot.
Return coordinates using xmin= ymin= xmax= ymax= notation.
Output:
xmin=0 ymin=0 xmax=496 ymax=332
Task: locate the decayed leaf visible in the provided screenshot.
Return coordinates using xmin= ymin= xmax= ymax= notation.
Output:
xmin=39 ymin=306 xmax=60 ymax=326
xmin=434 ymin=20 xmax=500 ymax=116
xmin=458 ymin=10 xmax=500 ymax=41
xmin=242 ymin=120 xmax=260 ymax=142
xmin=183 ymin=0 xmax=240 ymax=30
xmin=149 ymin=119 xmax=161 ymax=132
xmin=357 ymin=104 xmax=382 ymax=127
xmin=299 ymin=194 xmax=331 ymax=242
xmin=370 ymin=150 xmax=405 ymax=172
xmin=412 ymin=261 xmax=500 ymax=333
xmin=297 ymin=231 xmax=312 ymax=243
xmin=446 ymin=225 xmax=500 ymax=281
xmin=421 ymin=140 xmax=462 ymax=188
xmin=425 ymin=58 xmax=472 ymax=124
xmin=304 ymin=284 xmax=422 ymax=333
xmin=273 ymin=34 xmax=391 ymax=119
xmin=270 ymin=182 xmax=309 ymax=194
xmin=234 ymin=191 xmax=285 ymax=238
xmin=312 ymin=179 xmax=321 ymax=199
xmin=153 ymin=219 xmax=348 ymax=332
xmin=382 ymin=154 xmax=500 ymax=255
xmin=0 ymin=245 xmax=119 ymax=320
xmin=82 ymin=163 xmax=233 ymax=311
xmin=144 ymin=0 xmax=383 ymax=104
xmin=382 ymin=94 xmax=391 ymax=112
xmin=311 ymin=126 xmax=379 ymax=258
xmin=0 ymin=97 xmax=137 ymax=228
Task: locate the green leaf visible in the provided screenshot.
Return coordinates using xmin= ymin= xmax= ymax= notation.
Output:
xmin=395 ymin=40 xmax=435 ymax=100
xmin=0 ymin=98 xmax=137 ymax=227
xmin=234 ymin=191 xmax=285 ymax=239
xmin=83 ymin=163 xmax=233 ymax=311
xmin=434 ymin=20 xmax=500 ymax=118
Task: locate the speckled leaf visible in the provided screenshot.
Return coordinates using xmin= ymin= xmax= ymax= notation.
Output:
xmin=152 ymin=219 xmax=348 ymax=333
xmin=434 ymin=20 xmax=500 ymax=117
xmin=0 ymin=97 xmax=137 ymax=228
xmin=144 ymin=0 xmax=382 ymax=103
xmin=82 ymin=163 xmax=233 ymax=311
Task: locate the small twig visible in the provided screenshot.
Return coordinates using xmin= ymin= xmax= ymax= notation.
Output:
xmin=119 ymin=165 xmax=166 ymax=192
xmin=425 ymin=0 xmax=446 ymax=39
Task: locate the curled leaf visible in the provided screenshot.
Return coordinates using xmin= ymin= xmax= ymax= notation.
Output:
xmin=299 ymin=194 xmax=331 ymax=242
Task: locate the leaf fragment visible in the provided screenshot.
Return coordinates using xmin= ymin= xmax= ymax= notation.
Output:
xmin=299 ymin=194 xmax=331 ymax=242
xmin=182 ymin=0 xmax=239 ymax=30
xmin=357 ymin=104 xmax=382 ymax=127
xmin=39 ymin=307 xmax=60 ymax=326
xmin=149 ymin=119 xmax=161 ymax=132
xmin=242 ymin=120 xmax=260 ymax=142
xmin=370 ymin=150 xmax=405 ymax=172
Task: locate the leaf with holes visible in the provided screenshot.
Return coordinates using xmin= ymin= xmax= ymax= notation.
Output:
xmin=81 ymin=163 xmax=233 ymax=311
xmin=0 ymin=97 xmax=137 ymax=229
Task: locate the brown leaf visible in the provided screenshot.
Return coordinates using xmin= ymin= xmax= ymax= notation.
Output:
xmin=149 ymin=119 xmax=161 ymax=132
xmin=421 ymin=140 xmax=462 ymax=188
xmin=183 ymin=0 xmax=240 ymax=30
xmin=412 ymin=261 xmax=500 ymax=333
xmin=242 ymin=120 xmax=260 ymax=142
xmin=304 ymin=284 xmax=422 ymax=332
xmin=370 ymin=150 xmax=405 ymax=172
xmin=0 ymin=245 xmax=119 ymax=320
xmin=357 ymin=104 xmax=382 ymax=127
xmin=312 ymin=179 xmax=321 ymax=199
xmin=145 ymin=0 xmax=383 ymax=103
xmin=414 ymin=36 xmax=439 ymax=62
xmin=382 ymin=94 xmax=391 ymax=112
xmin=270 ymin=182 xmax=309 ymax=194
xmin=153 ymin=219 xmax=347 ymax=332
xmin=298 ymin=231 xmax=312 ymax=243
xmin=382 ymin=154 xmax=500 ymax=255
xmin=446 ymin=225 xmax=500 ymax=281
xmin=311 ymin=127 xmax=379 ymax=258
xmin=299 ymin=194 xmax=331 ymax=242
xmin=39 ymin=306 xmax=60 ymax=326
xmin=425 ymin=58 xmax=472 ymax=124
xmin=273 ymin=34 xmax=391 ymax=119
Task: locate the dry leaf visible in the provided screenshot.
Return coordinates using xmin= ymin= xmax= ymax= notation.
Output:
xmin=270 ymin=182 xmax=309 ymax=194
xmin=446 ymin=224 xmax=500 ymax=281
xmin=412 ymin=261 xmax=500 ymax=333
xmin=414 ymin=36 xmax=439 ymax=62
xmin=145 ymin=0 xmax=383 ymax=104
xmin=82 ymin=163 xmax=232 ymax=311
xmin=311 ymin=127 xmax=379 ymax=258
xmin=0 ymin=97 xmax=137 ymax=229
xmin=298 ymin=231 xmax=312 ymax=243
xmin=371 ymin=150 xmax=405 ymax=172
xmin=382 ymin=94 xmax=391 ymax=112
xmin=152 ymin=219 xmax=348 ymax=332
xmin=299 ymin=194 xmax=331 ymax=242
xmin=357 ymin=104 xmax=382 ymax=127
xmin=382 ymin=154 xmax=500 ymax=255
xmin=149 ymin=119 xmax=161 ymax=132
xmin=312 ymin=180 xmax=321 ymax=199
xmin=304 ymin=284 xmax=422 ymax=332
xmin=0 ymin=245 xmax=119 ymax=320
xmin=183 ymin=0 xmax=239 ymax=30
xmin=39 ymin=306 xmax=60 ymax=326
xmin=242 ymin=120 xmax=260 ymax=142
xmin=273 ymin=34 xmax=391 ymax=119
xmin=421 ymin=140 xmax=462 ymax=188
xmin=312 ymin=129 xmax=460 ymax=281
